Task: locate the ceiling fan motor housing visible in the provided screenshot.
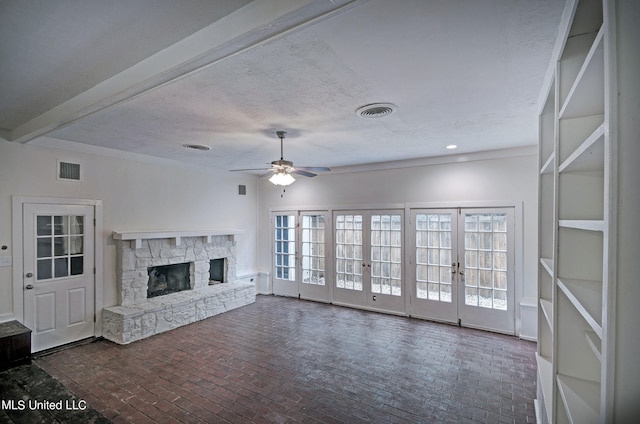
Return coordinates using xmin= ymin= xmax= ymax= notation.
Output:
xmin=272 ymin=159 xmax=293 ymax=168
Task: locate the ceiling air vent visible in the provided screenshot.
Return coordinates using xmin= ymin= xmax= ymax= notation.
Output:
xmin=183 ymin=144 xmax=211 ymax=151
xmin=58 ymin=161 xmax=81 ymax=181
xmin=356 ymin=103 xmax=397 ymax=118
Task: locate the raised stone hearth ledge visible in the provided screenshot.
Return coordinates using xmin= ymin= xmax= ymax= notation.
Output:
xmin=103 ymin=281 xmax=255 ymax=344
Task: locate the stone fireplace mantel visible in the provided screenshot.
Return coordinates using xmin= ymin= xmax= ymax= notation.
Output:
xmin=103 ymin=229 xmax=255 ymax=344
xmin=112 ymin=229 xmax=243 ymax=249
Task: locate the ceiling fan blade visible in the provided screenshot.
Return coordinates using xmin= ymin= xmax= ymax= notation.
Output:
xmin=230 ymin=168 xmax=272 ymax=172
xmin=296 ymin=166 xmax=331 ymax=172
xmin=292 ymin=169 xmax=317 ymax=177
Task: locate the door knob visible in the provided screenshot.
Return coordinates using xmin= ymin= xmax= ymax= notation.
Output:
xmin=25 ymin=284 xmax=34 ymax=290
xmin=25 ymin=272 xmax=33 ymax=278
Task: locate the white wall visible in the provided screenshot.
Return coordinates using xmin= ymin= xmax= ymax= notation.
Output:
xmin=257 ymin=151 xmax=539 ymax=338
xmin=0 ymin=138 xmax=259 ymax=319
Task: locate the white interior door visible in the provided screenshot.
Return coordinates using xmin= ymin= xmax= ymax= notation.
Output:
xmin=458 ymin=208 xmax=515 ymax=334
xmin=333 ymin=211 xmax=365 ymax=306
xmin=23 ymin=204 xmax=95 ymax=352
xmin=272 ymin=212 xmax=297 ymax=297
xmin=298 ymin=212 xmax=329 ymax=302
xmin=409 ymin=209 xmax=458 ymax=324
xmin=410 ymin=207 xmax=515 ymax=334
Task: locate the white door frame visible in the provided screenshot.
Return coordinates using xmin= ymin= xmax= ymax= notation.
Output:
xmin=406 ymin=201 xmax=524 ymax=335
xmin=270 ymin=210 xmax=332 ymax=303
xmin=11 ymin=196 xmax=104 ymax=340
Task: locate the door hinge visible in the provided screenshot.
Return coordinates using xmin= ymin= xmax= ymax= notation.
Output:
xmin=93 ymin=267 xmax=96 ymax=275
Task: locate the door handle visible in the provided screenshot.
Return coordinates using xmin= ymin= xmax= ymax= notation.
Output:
xmin=25 ymin=284 xmax=34 ymax=290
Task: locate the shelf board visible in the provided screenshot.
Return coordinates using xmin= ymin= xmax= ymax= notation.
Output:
xmin=559 ymin=220 xmax=604 ymax=232
xmin=557 ymin=375 xmax=600 ymax=424
xmin=585 ymin=330 xmax=602 ymax=362
xmin=559 ymin=25 xmax=605 ymax=119
xmin=540 ymin=257 xmax=554 ymax=277
xmin=559 ymin=124 xmax=605 ymax=173
xmin=540 ymin=152 xmax=555 ymax=174
xmin=557 ymin=277 xmax=603 ymax=337
xmin=540 ymin=299 xmax=553 ymax=329
xmin=112 ymin=229 xmax=243 ymax=248
xmin=536 ymin=353 xmax=553 ymax=424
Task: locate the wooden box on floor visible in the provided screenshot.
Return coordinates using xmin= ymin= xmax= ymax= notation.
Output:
xmin=0 ymin=320 xmax=32 ymax=371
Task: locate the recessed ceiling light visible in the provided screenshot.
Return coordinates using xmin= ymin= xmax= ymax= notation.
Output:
xmin=183 ymin=144 xmax=211 ymax=151
xmin=446 ymin=144 xmax=458 ymax=150
xmin=356 ymin=103 xmax=397 ymax=118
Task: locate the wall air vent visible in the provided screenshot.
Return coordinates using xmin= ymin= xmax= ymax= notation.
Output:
xmin=58 ymin=161 xmax=81 ymax=181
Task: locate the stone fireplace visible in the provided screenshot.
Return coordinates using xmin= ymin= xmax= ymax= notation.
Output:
xmin=102 ymin=230 xmax=255 ymax=344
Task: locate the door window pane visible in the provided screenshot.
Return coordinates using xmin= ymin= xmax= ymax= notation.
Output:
xmin=274 ymin=215 xmax=296 ymax=281
xmin=463 ymin=213 xmax=508 ymax=310
xmin=335 ymin=214 xmax=363 ymax=291
xmin=37 ymin=216 xmax=52 ymax=236
xmin=371 ymin=214 xmax=401 ymax=296
xmin=301 ymin=215 xmax=326 ymax=286
xmin=35 ymin=214 xmax=85 ymax=281
xmin=415 ymin=213 xmax=452 ymax=302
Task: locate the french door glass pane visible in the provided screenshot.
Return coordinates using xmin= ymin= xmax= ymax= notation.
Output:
xmin=36 ymin=215 xmax=85 ymax=281
xmin=415 ymin=213 xmax=452 ymax=302
xmin=275 ymin=215 xmax=296 ymax=281
xmin=371 ymin=214 xmax=402 ymax=296
xmin=463 ymin=213 xmax=508 ymax=310
xmin=335 ymin=214 xmax=363 ymax=291
xmin=301 ymin=215 xmax=325 ymax=286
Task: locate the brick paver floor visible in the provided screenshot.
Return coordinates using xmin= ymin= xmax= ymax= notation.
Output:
xmin=37 ymin=295 xmax=537 ymax=423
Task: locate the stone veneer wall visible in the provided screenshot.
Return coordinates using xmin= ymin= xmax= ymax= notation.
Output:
xmin=117 ymin=236 xmax=236 ymax=306
xmin=102 ymin=234 xmax=255 ymax=344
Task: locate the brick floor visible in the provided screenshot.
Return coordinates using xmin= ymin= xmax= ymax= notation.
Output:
xmin=37 ymin=295 xmax=537 ymax=423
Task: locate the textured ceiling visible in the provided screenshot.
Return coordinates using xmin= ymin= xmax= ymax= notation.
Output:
xmin=0 ymin=0 xmax=565 ymax=173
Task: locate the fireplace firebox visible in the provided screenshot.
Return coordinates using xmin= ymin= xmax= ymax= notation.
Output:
xmin=209 ymin=258 xmax=225 ymax=284
xmin=147 ymin=262 xmax=191 ymax=298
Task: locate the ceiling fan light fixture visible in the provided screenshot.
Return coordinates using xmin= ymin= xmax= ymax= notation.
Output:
xmin=269 ymin=171 xmax=295 ymax=186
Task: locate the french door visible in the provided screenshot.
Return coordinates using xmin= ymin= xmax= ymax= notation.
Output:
xmin=272 ymin=211 xmax=329 ymax=302
xmin=333 ymin=210 xmax=404 ymax=314
xmin=23 ymin=204 xmax=95 ymax=352
xmin=410 ymin=208 xmax=515 ymax=334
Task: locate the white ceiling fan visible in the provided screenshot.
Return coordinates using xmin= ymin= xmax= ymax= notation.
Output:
xmin=231 ymin=131 xmax=331 ymax=186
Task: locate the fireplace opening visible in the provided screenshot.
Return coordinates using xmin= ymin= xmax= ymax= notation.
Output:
xmin=209 ymin=258 xmax=225 ymax=285
xmin=147 ymin=262 xmax=191 ymax=298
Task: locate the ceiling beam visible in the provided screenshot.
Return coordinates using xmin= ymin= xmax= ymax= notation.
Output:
xmin=8 ymin=0 xmax=362 ymax=144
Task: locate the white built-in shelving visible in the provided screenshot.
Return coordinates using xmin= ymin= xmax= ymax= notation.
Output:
xmin=535 ymin=0 xmax=619 ymax=422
